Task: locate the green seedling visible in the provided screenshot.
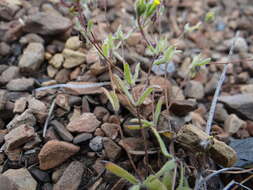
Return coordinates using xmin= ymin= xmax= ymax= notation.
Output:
xmin=105 ymin=159 xmax=182 ymax=190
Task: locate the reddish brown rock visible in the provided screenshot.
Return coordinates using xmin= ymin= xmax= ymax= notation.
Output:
xmin=53 ymin=161 xmax=84 ymax=190
xmin=4 ymin=124 xmax=35 ymax=150
xmin=101 ymin=123 xmax=119 ymax=140
xmin=0 ymin=175 xmax=18 ymax=190
xmin=38 ymin=140 xmax=80 ymax=170
xmin=66 ymin=113 xmax=101 ymax=133
xmin=3 ymin=168 xmax=37 ymax=190
xmin=13 ymin=97 xmax=27 ymax=113
xmin=56 ymin=94 xmax=70 ymax=111
xmin=28 ymin=98 xmax=47 ymax=123
xmin=103 ymin=138 xmax=122 ymax=161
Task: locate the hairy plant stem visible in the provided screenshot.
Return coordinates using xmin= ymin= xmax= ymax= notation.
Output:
xmin=116 ymin=112 xmax=142 ymax=180
xmin=136 ymin=107 xmax=150 ymax=175
xmin=137 ymin=17 xmax=153 ymax=48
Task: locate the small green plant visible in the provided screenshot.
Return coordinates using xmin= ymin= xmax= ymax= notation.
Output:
xmin=105 ymin=160 xmax=191 ymax=190
xmin=60 ymin=0 xmax=214 ymax=189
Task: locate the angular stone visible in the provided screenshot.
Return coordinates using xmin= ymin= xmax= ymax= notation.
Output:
xmin=66 ymin=113 xmax=101 ymax=133
xmin=51 ymin=120 xmax=73 ymax=142
xmin=38 ymin=140 xmax=80 ymax=170
xmin=224 ymin=114 xmax=246 ymax=134
xmin=19 ymin=33 xmax=45 ymax=45
xmin=56 ymin=94 xmax=70 ymax=111
xmin=94 ymin=106 xmax=109 ymax=121
xmin=63 ymin=49 xmax=86 ymax=69
xmin=119 ymin=137 xmax=150 ymax=152
xmin=19 ymin=43 xmax=44 ymax=72
xmin=214 ymin=103 xmax=229 ymax=123
xmin=90 ymin=61 xmax=107 ymax=76
xmin=149 ymin=76 xmax=171 ymax=93
xmin=47 ymin=65 xmax=58 ymax=78
xmin=89 ymin=136 xmax=103 ymax=152
xmin=184 ymin=80 xmax=204 ymax=99
xmin=24 ymin=12 xmax=72 ymax=35
xmin=3 ymin=168 xmax=37 ymax=190
xmin=53 ymin=161 xmax=84 ymax=190
xmin=101 ymin=123 xmax=119 ymax=140
xmin=103 ymin=138 xmax=122 ymax=161
xmin=7 ymin=109 xmax=36 ymax=130
xmin=23 ymin=134 xmax=42 ymax=150
xmin=126 ymin=32 xmax=142 ymax=46
xmin=13 ymin=97 xmax=27 ymax=113
xmin=5 ymin=148 xmax=22 ymax=161
xmin=0 ymin=175 xmax=18 ymax=190
xmin=0 ymin=66 xmax=20 ymax=84
xmin=65 ymin=36 xmax=82 ymax=50
xmin=219 ymin=94 xmax=253 ymax=120
xmin=4 ymin=124 xmax=35 ymax=150
xmin=55 ymin=68 xmax=70 ymax=83
xmin=170 ymin=100 xmax=197 ymax=116
xmin=6 ymin=78 xmax=34 ymax=91
xmin=28 ymin=98 xmax=47 ymax=122
xmin=176 ymin=124 xmax=237 ymax=167
xmin=73 ymin=133 xmax=92 ymax=144
xmin=0 ymin=90 xmax=7 ymax=111
xmin=29 ymin=168 xmax=50 ymax=183
xmin=49 ymin=53 xmax=64 ymax=69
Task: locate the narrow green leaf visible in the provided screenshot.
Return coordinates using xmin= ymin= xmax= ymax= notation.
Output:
xmin=176 ymin=163 xmax=191 ymax=190
xmin=102 ymin=43 xmax=110 ymax=58
xmin=102 ymin=88 xmax=119 ymax=113
xmin=154 ymin=98 xmax=163 ymax=126
xmin=114 ymin=75 xmax=135 ymax=105
xmin=130 ymin=185 xmax=141 ymax=190
xmin=108 ymin=34 xmax=114 ymax=49
xmin=105 ymin=162 xmax=139 ymax=185
xmin=198 ymin=58 xmax=211 ymax=66
xmin=124 ymin=63 xmax=133 ymax=85
xmin=155 ymin=160 xmax=176 ymax=178
xmin=153 ymin=57 xmax=166 ymax=65
xmin=205 ymin=11 xmax=215 ymax=23
xmin=144 ymin=175 xmax=167 ymax=190
xmin=110 ymin=91 xmax=120 ymax=112
xmin=136 ymin=0 xmax=147 ymax=16
xmin=87 ymin=20 xmax=93 ymax=32
xmin=151 ymin=127 xmax=172 ymax=158
xmin=162 ymin=172 xmax=174 ymax=190
xmin=133 ymin=63 xmax=140 ymax=84
xmin=136 ymin=87 xmax=154 ymax=106
xmin=130 ymin=118 xmax=153 ymax=127
xmin=184 ymin=22 xmax=202 ymax=33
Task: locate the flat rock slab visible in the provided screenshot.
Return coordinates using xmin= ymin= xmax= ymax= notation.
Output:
xmin=53 ymin=161 xmax=84 ymax=190
xmin=67 ymin=113 xmax=101 ymax=133
xmin=4 ymin=124 xmax=35 ymax=150
xmin=176 ymin=124 xmax=237 ymax=167
xmin=24 ymin=12 xmax=72 ymax=35
xmin=6 ymin=78 xmax=34 ymax=91
xmin=219 ymin=93 xmax=253 ymax=120
xmin=18 ymin=42 xmax=44 ymax=72
xmin=0 ymin=175 xmax=18 ymax=190
xmin=38 ymin=140 xmax=80 ymax=170
xmin=3 ymin=168 xmax=37 ymax=190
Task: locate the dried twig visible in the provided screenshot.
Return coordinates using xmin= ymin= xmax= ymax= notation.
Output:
xmin=35 ymin=82 xmax=111 ymax=92
xmin=195 ymin=167 xmax=244 ymax=190
xmin=205 ymin=31 xmax=240 ymax=135
xmin=43 ymin=98 xmax=56 ymax=138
